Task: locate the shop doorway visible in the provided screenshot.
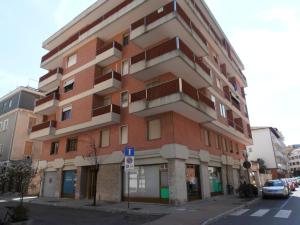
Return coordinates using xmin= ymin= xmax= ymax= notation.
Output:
xmin=186 ymin=164 xmax=201 ymax=200
xmin=62 ymin=170 xmax=77 ymax=198
xmin=208 ymin=167 xmax=223 ymax=196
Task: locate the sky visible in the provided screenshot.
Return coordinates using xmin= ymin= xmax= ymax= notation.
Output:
xmin=0 ymin=0 xmax=299 ymax=145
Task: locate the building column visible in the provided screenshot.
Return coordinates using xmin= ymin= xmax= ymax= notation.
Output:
xmin=55 ymin=168 xmax=63 ymax=198
xmin=75 ymin=166 xmax=82 ymax=200
xmin=168 ymin=159 xmax=187 ymax=205
xmin=98 ymin=164 xmax=122 ymax=202
xmin=221 ymin=165 xmax=228 ymax=195
xmin=200 ymin=162 xmax=211 ymax=199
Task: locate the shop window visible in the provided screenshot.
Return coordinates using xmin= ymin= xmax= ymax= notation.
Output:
xmin=186 ymin=164 xmax=201 ymax=199
xmin=62 ymin=106 xmax=72 ymax=121
xmin=64 ymin=79 xmax=74 ymax=93
xmin=211 ymin=95 xmax=216 ymax=108
xmin=122 ymin=33 xmax=129 ymax=46
xmin=122 ymin=60 xmax=129 ymax=75
xmin=120 ymin=125 xmax=128 ymax=144
xmin=203 ymin=129 xmax=211 ymax=146
xmin=67 ymin=54 xmax=77 ymax=68
xmin=147 ymin=119 xmax=161 ymax=140
xmin=120 ymin=91 xmax=129 ymax=108
xmin=100 ymin=129 xmax=110 ymax=147
xmin=208 ymin=167 xmax=223 ymax=194
xmin=66 ymin=137 xmax=77 ymax=152
xmin=50 ymin=141 xmax=59 ymax=155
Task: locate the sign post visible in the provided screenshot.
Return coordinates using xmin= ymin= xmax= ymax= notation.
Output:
xmin=124 ymin=147 xmax=135 ymax=209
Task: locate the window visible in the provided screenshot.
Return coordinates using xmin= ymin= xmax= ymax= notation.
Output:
xmin=120 ymin=91 xmax=129 ymax=108
xmin=148 ymin=119 xmax=161 ymax=140
xmin=216 ymin=135 xmax=222 ymax=150
xmin=3 ymin=120 xmax=8 ymax=130
xmin=67 ymin=54 xmax=77 ymax=68
xmin=235 ymin=143 xmax=239 ymax=154
xmin=64 ymin=79 xmax=74 ymax=92
xmin=100 ymin=129 xmax=110 ymax=147
xmin=223 ymin=138 xmax=228 ymax=152
xmin=62 ymin=106 xmax=72 ymax=121
xmin=24 ymin=142 xmax=33 ymax=156
xmin=203 ymin=129 xmax=210 ymax=146
xmin=122 ymin=60 xmax=129 ymax=75
xmin=0 ymin=144 xmax=4 ymax=154
xmin=220 ymin=103 xmax=226 ymax=118
xmin=120 ymin=125 xmax=128 ymax=144
xmin=66 ymin=137 xmax=77 ymax=152
xmin=229 ymin=140 xmax=233 ymax=153
xmin=50 ymin=141 xmax=59 ymax=155
xmin=216 ymin=78 xmax=221 ymax=89
xmin=122 ymin=33 xmax=129 ymax=46
xmin=8 ymin=100 xmax=12 ymax=108
xmin=28 ymin=117 xmax=36 ymax=131
xmin=211 ymin=95 xmax=216 ymax=108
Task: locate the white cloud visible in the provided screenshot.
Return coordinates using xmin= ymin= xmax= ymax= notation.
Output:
xmin=231 ymin=7 xmax=300 ymax=144
xmin=54 ymin=0 xmax=96 ymax=27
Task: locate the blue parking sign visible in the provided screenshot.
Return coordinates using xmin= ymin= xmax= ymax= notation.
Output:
xmin=124 ymin=146 xmax=135 ymax=156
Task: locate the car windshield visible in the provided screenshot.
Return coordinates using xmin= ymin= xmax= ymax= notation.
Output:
xmin=264 ymin=181 xmax=284 ymax=187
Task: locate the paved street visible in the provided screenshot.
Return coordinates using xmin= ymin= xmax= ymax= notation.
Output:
xmin=0 ymin=202 xmax=162 ymax=225
xmin=212 ymin=189 xmax=300 ymax=225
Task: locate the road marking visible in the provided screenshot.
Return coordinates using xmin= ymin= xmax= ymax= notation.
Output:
xmin=250 ymin=209 xmax=270 ymax=217
xmin=279 ymin=197 xmax=290 ymax=209
xmin=230 ymin=209 xmax=250 ymax=216
xmin=274 ymin=210 xmax=292 ymax=218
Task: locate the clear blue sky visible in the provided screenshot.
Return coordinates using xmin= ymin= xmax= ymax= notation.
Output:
xmin=0 ymin=0 xmax=299 ymax=145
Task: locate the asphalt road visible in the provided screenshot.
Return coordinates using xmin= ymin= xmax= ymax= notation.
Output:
xmin=0 ymin=202 xmax=162 ymax=225
xmin=212 ymin=188 xmax=300 ymax=225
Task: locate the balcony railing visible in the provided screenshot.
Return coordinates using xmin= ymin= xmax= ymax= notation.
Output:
xmin=94 ymin=71 xmax=121 ymax=85
xmin=130 ymin=37 xmax=211 ymax=87
xmin=96 ymin=41 xmax=122 ymax=56
xmin=41 ymin=0 xmax=133 ymax=63
xmin=39 ymin=68 xmax=63 ymax=82
xmin=92 ymin=104 xmax=121 ymax=117
xmin=130 ymin=1 xmax=207 ymax=52
xmin=31 ymin=120 xmax=57 ymax=133
xmin=131 ymin=78 xmax=214 ymax=109
xmin=35 ymin=92 xmax=59 ymax=107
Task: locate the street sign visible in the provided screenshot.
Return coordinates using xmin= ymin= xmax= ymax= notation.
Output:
xmin=124 ymin=156 xmax=134 ymax=171
xmin=124 ymin=146 xmax=135 ymax=157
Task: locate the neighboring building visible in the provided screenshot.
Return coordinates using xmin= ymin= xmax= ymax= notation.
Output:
xmin=31 ymin=0 xmax=252 ymax=204
xmin=287 ymin=148 xmax=300 ymax=177
xmin=0 ymin=87 xmax=44 ymax=194
xmin=247 ymin=127 xmax=287 ymax=179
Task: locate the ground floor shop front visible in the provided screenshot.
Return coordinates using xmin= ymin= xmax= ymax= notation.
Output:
xmin=39 ymin=144 xmax=243 ymax=204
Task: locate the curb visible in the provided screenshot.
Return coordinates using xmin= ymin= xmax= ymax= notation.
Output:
xmin=200 ymin=197 xmax=260 ymax=225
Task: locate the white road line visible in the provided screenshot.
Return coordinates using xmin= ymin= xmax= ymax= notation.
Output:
xmin=250 ymin=209 xmax=270 ymax=217
xmin=230 ymin=209 xmax=250 ymax=216
xmin=274 ymin=210 xmax=292 ymax=219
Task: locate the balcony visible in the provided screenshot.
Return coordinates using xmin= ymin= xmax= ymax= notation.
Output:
xmin=41 ymin=0 xmax=172 ymax=69
xmin=91 ymin=104 xmax=121 ymax=126
xmin=130 ymin=37 xmax=212 ymax=88
xmin=34 ymin=93 xmax=59 ymax=115
xmin=129 ymin=78 xmax=217 ymax=123
xmin=96 ymin=41 xmax=122 ymax=66
xmin=130 ymin=1 xmax=207 ymax=55
xmin=38 ymin=68 xmax=63 ymax=92
xmin=93 ymin=71 xmax=121 ymax=95
xmin=30 ymin=120 xmax=56 ymax=141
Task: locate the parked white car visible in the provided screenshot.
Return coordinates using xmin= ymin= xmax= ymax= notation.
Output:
xmin=262 ymin=180 xmax=289 ymax=199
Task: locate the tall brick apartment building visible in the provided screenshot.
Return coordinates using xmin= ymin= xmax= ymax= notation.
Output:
xmin=30 ymin=0 xmax=252 ymax=204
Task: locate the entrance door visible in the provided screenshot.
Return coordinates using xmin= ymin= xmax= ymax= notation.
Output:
xmin=86 ymin=167 xmax=97 ymax=199
xmin=62 ymin=170 xmax=76 ymax=198
xmin=43 ymin=171 xmax=57 ymax=197
xmin=186 ymin=165 xmax=201 ymax=200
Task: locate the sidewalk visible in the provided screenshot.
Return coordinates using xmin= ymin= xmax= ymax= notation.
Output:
xmin=1 ymin=194 xmax=259 ymax=225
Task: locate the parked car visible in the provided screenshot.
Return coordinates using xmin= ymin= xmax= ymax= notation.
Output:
xmin=262 ymin=180 xmax=289 ymax=199
xmin=283 ymin=178 xmax=296 ymax=191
